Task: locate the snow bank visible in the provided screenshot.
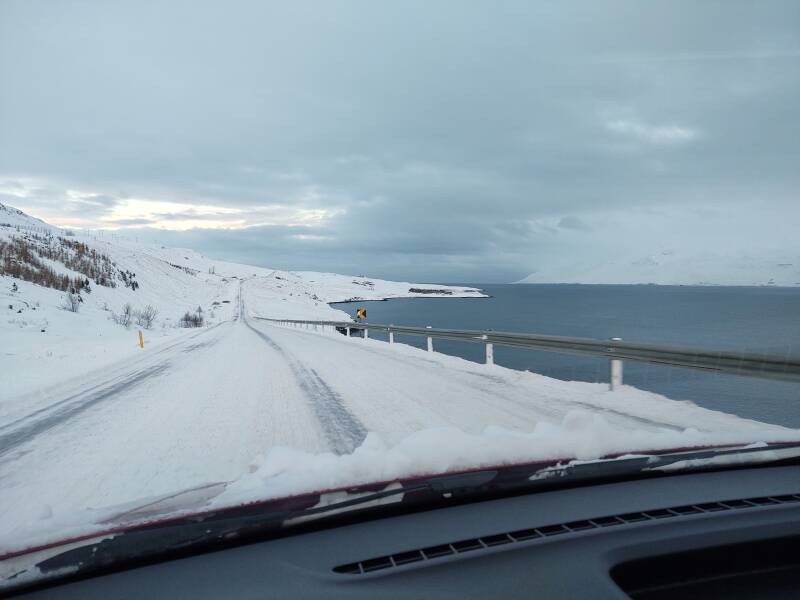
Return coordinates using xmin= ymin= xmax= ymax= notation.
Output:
xmin=213 ymin=412 xmax=800 ymax=508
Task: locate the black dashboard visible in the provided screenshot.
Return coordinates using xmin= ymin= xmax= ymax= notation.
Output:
xmin=13 ymin=465 xmax=800 ymax=599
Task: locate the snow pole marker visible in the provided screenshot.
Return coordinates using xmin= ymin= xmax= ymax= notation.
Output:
xmin=138 ymin=330 xmax=144 ymax=349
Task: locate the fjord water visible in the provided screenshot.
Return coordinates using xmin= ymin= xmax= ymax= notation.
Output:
xmin=333 ymin=284 xmax=800 ymax=428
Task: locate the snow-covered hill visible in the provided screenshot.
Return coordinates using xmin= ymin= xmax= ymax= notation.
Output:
xmin=516 ymin=250 xmax=800 ymax=286
xmin=0 ymin=202 xmax=54 ymax=233
xmin=0 ymin=202 xmax=484 ymax=397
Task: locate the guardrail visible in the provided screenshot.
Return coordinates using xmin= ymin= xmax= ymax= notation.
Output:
xmin=254 ymin=317 xmax=800 ymax=389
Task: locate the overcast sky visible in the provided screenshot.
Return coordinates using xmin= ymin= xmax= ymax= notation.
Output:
xmin=1 ymin=1 xmax=798 ymax=282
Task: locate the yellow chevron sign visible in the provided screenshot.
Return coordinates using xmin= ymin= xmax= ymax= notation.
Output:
xmin=356 ymin=308 xmax=367 ymax=319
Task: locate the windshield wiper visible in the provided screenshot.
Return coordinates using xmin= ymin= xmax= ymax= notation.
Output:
xmin=25 ymin=441 xmax=800 ymax=589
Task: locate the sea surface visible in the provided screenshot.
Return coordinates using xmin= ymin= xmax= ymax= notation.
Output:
xmin=332 ymin=284 xmax=800 ymax=428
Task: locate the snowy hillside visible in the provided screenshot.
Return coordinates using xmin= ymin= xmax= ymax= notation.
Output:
xmin=0 ymin=202 xmax=483 ymax=397
xmin=0 ymin=203 xmax=54 ymax=232
xmin=516 ymin=250 xmax=800 ymax=286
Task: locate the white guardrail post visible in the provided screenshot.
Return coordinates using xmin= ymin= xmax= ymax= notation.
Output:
xmin=609 ymin=337 xmax=623 ymax=391
xmin=389 ymin=327 xmax=394 ymax=344
xmin=426 ymin=326 xmax=433 ymax=352
xmin=346 ymin=326 xmax=351 ymax=337
xmin=364 ymin=326 xmax=369 ymax=339
xmin=482 ymin=334 xmax=494 ymax=365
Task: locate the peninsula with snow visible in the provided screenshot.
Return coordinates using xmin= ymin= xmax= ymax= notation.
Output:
xmin=1 ymin=202 xmax=796 ymax=553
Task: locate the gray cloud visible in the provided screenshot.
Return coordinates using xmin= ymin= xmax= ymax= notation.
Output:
xmin=558 ymin=216 xmax=593 ymax=232
xmin=1 ymin=0 xmax=799 ymax=281
xmin=107 ymin=218 xmax=156 ymax=226
xmin=151 ymin=210 xmax=234 ymax=222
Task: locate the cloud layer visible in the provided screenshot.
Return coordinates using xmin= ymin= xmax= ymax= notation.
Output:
xmin=1 ymin=1 xmax=798 ymax=281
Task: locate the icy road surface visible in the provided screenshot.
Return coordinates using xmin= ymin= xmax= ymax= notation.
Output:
xmin=0 ymin=281 xmax=793 ymax=547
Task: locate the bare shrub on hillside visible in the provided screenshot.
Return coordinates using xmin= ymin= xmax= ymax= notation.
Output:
xmin=135 ymin=305 xmax=158 ymax=329
xmin=0 ymin=234 xmax=120 ymax=291
xmin=1 ymin=239 xmax=86 ymax=292
xmin=61 ymin=293 xmax=81 ymax=313
xmin=119 ymin=269 xmax=139 ymax=290
xmin=112 ymin=303 xmax=133 ymax=328
xmin=179 ymin=308 xmax=204 ymax=328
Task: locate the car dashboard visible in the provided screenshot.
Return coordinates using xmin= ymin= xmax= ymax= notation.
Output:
xmin=12 ymin=465 xmax=800 ymax=599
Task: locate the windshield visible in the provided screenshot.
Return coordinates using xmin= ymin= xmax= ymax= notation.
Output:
xmin=1 ymin=0 xmax=799 ymax=589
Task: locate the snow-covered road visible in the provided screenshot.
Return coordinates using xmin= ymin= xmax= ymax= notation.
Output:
xmin=0 ymin=279 xmax=793 ymax=546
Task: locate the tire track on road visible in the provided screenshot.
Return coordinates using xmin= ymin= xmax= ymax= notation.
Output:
xmin=0 ymin=363 xmax=170 ymax=459
xmin=2 ymin=323 xmax=223 ymax=430
xmin=0 ymin=327 xmax=225 ymax=458
xmin=244 ymin=317 xmax=367 ymax=455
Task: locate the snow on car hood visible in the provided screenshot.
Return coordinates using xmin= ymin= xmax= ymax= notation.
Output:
xmin=3 ymin=410 xmax=798 ymax=562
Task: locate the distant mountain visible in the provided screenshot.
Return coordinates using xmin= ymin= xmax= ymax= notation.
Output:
xmin=0 ymin=202 xmax=57 ymax=232
xmin=515 ymin=250 xmax=800 ymax=286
